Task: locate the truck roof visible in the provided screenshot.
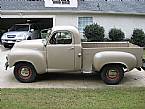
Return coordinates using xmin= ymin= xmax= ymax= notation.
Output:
xmin=52 ymin=26 xmax=79 ymax=33
xmin=52 ymin=26 xmax=81 ymax=44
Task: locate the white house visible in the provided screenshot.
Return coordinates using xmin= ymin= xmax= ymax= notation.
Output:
xmin=0 ymin=0 xmax=145 ymax=38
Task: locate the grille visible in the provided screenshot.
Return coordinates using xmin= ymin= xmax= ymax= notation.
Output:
xmin=7 ymin=35 xmax=16 ymax=38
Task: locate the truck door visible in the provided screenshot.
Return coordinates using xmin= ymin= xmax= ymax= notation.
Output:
xmin=47 ymin=31 xmax=75 ymax=71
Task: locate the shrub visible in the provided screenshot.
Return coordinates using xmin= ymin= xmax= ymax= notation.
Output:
xmin=84 ymin=23 xmax=105 ymax=42
xmin=131 ymin=29 xmax=145 ymax=47
xmin=109 ymin=28 xmax=125 ymax=41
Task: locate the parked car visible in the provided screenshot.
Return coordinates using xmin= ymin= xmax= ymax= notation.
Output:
xmin=1 ymin=23 xmax=40 ymax=48
xmin=5 ymin=26 xmax=145 ymax=85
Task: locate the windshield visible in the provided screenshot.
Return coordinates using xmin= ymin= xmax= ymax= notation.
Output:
xmin=9 ymin=25 xmax=29 ymax=31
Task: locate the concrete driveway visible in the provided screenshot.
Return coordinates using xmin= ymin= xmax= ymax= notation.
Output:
xmin=0 ymin=45 xmax=145 ymax=88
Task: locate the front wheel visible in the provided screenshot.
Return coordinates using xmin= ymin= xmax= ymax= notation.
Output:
xmin=101 ymin=65 xmax=124 ymax=85
xmin=14 ymin=63 xmax=37 ymax=83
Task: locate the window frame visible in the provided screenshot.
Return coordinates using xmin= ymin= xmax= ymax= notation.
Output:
xmin=78 ymin=17 xmax=93 ymax=33
xmin=49 ymin=30 xmax=73 ymax=45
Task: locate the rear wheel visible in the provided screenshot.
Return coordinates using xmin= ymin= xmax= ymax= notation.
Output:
xmin=14 ymin=63 xmax=37 ymax=83
xmin=101 ymin=65 xmax=124 ymax=85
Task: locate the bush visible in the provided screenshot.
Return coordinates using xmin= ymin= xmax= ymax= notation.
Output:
xmin=109 ymin=28 xmax=125 ymax=41
xmin=131 ymin=29 xmax=145 ymax=47
xmin=84 ymin=23 xmax=105 ymax=42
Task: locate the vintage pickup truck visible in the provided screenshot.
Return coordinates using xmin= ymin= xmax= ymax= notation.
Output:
xmin=5 ymin=26 xmax=144 ymax=85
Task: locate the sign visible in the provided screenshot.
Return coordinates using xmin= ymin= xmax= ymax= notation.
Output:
xmin=44 ymin=0 xmax=78 ymax=7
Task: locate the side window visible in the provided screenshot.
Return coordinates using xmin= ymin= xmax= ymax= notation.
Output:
xmin=52 ymin=0 xmax=61 ymax=4
xmin=50 ymin=31 xmax=72 ymax=44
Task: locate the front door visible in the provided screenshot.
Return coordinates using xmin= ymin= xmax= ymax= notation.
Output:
xmin=47 ymin=31 xmax=75 ymax=71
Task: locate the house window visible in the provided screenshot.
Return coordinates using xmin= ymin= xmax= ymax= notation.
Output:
xmin=61 ymin=0 xmax=70 ymax=4
xmin=78 ymin=17 xmax=93 ymax=33
xmin=52 ymin=0 xmax=70 ymax=4
xmin=52 ymin=0 xmax=61 ymax=4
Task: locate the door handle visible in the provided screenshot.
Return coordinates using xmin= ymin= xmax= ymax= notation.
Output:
xmin=69 ymin=47 xmax=74 ymax=50
xmin=78 ymin=53 xmax=82 ymax=57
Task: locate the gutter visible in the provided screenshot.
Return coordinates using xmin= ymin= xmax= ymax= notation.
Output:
xmin=1 ymin=10 xmax=145 ymax=16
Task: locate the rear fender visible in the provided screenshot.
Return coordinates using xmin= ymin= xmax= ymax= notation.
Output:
xmin=93 ymin=51 xmax=137 ymax=72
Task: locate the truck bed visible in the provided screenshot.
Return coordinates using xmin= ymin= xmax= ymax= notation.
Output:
xmin=82 ymin=42 xmax=143 ymax=72
xmin=82 ymin=42 xmax=138 ymax=48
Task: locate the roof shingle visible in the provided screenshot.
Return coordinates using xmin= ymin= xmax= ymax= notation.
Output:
xmin=0 ymin=0 xmax=145 ymax=13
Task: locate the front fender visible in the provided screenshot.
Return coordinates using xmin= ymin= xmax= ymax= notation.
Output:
xmin=8 ymin=48 xmax=47 ymax=74
xmin=93 ymin=51 xmax=137 ymax=71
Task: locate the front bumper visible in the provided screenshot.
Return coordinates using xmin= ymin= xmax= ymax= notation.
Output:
xmin=2 ymin=40 xmax=16 ymax=44
xmin=2 ymin=39 xmax=24 ymax=44
xmin=5 ymin=57 xmax=9 ymax=70
xmin=5 ymin=61 xmax=9 ymax=70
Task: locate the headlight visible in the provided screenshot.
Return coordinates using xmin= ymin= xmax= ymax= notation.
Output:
xmin=1 ymin=34 xmax=7 ymax=39
xmin=1 ymin=39 xmax=6 ymax=43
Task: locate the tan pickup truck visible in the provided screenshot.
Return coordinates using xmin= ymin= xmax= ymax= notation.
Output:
xmin=5 ymin=26 xmax=145 ymax=85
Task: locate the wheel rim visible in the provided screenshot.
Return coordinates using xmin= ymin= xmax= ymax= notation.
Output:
xmin=106 ymin=69 xmax=119 ymax=80
xmin=20 ymin=68 xmax=30 ymax=77
xmin=18 ymin=66 xmax=32 ymax=80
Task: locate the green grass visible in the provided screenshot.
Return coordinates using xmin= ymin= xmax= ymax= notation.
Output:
xmin=1 ymin=87 xmax=145 ymax=109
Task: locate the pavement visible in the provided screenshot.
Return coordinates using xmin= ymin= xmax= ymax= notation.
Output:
xmin=0 ymin=45 xmax=145 ymax=88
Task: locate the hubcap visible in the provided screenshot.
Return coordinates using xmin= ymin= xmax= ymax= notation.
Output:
xmin=20 ymin=67 xmax=30 ymax=77
xmin=108 ymin=69 xmax=118 ymax=79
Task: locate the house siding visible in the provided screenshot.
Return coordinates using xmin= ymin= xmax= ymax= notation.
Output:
xmin=55 ymin=13 xmax=145 ymax=38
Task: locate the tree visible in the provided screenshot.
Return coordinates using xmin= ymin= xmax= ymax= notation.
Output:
xmin=131 ymin=29 xmax=145 ymax=47
xmin=84 ymin=23 xmax=105 ymax=42
xmin=109 ymin=28 xmax=125 ymax=41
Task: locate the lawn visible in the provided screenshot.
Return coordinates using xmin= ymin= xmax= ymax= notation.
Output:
xmin=1 ymin=87 xmax=145 ymax=109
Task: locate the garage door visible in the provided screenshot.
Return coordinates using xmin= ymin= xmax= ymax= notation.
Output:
xmin=0 ymin=18 xmax=53 ymax=32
